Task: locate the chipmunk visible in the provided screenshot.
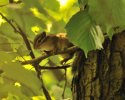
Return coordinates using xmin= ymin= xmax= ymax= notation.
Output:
xmin=33 ymin=32 xmax=74 ymax=64
xmin=33 ymin=32 xmax=85 ymax=74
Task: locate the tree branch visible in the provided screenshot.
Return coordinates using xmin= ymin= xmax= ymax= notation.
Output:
xmin=22 ymin=46 xmax=79 ymax=65
xmin=0 ymin=13 xmax=52 ymax=100
xmin=39 ymin=65 xmax=70 ymax=70
xmin=0 ymin=13 xmax=20 ymax=33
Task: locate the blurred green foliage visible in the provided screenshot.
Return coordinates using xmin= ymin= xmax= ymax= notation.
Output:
xmin=0 ymin=0 xmax=78 ymax=99
xmin=1 ymin=0 xmax=125 ymax=99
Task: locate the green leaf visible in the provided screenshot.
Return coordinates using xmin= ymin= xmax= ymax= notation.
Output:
xmin=0 ymin=6 xmax=46 ymax=38
xmin=6 ymin=8 xmax=46 ymax=36
xmin=88 ymin=0 xmax=125 ymax=36
xmin=16 ymin=45 xmax=30 ymax=56
xmin=21 ymin=15 xmax=46 ymax=40
xmin=5 ymin=93 xmax=20 ymax=100
xmin=42 ymin=0 xmax=60 ymax=11
xmin=0 ymin=0 xmax=8 ymax=5
xmin=51 ymin=85 xmax=63 ymax=100
xmin=0 ymin=22 xmax=21 ymax=41
xmin=0 ymin=51 xmax=17 ymax=62
xmin=49 ymin=56 xmax=61 ymax=65
xmin=0 ymin=22 xmax=25 ymax=51
xmin=65 ymin=10 xmax=104 ymax=56
xmin=0 ymin=83 xmax=29 ymax=99
xmin=22 ymin=0 xmax=43 ymax=10
xmin=42 ymin=72 xmax=58 ymax=89
xmin=1 ymin=62 xmax=42 ymax=96
xmin=0 ymin=35 xmax=13 ymax=51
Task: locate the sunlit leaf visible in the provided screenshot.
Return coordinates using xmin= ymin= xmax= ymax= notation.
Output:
xmin=66 ymin=10 xmax=104 ymax=56
xmin=31 ymin=26 xmax=40 ymax=34
xmin=0 ymin=15 xmax=6 ymax=26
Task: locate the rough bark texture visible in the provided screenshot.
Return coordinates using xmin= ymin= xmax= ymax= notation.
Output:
xmin=72 ymin=31 xmax=125 ymax=100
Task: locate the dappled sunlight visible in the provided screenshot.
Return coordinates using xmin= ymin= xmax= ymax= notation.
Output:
xmin=23 ymin=64 xmax=35 ymax=71
xmin=30 ymin=7 xmax=47 ymax=21
xmin=14 ymin=82 xmax=21 ymax=87
xmin=13 ymin=0 xmax=20 ymax=3
xmin=57 ymin=0 xmax=68 ymax=6
xmin=30 ymin=8 xmax=39 ymax=16
xmin=57 ymin=0 xmax=77 ymax=9
xmin=16 ymin=56 xmax=31 ymax=61
xmin=46 ymin=22 xmax=52 ymax=32
xmin=31 ymin=26 xmax=40 ymax=34
xmin=0 ymin=0 xmax=79 ymax=99
xmin=0 ymin=16 xmax=5 ymax=26
xmin=32 ymin=96 xmax=55 ymax=100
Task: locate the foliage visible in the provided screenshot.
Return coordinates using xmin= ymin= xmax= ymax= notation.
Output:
xmin=1 ymin=0 xmax=125 ymax=99
xmin=66 ymin=10 xmax=104 ymax=56
xmin=0 ymin=0 xmax=78 ymax=99
xmin=66 ymin=0 xmax=125 ymax=55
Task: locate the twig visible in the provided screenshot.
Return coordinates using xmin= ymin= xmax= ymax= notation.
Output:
xmin=39 ymin=65 xmax=71 ymax=70
xmin=62 ymin=68 xmax=67 ymax=99
xmin=9 ymin=20 xmax=35 ymax=59
xmin=0 ymin=13 xmax=20 ymax=33
xmin=0 ymin=13 xmax=52 ymax=100
xmin=22 ymin=46 xmax=79 ymax=65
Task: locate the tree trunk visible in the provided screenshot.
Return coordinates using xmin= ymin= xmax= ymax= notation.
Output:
xmin=72 ymin=31 xmax=125 ymax=100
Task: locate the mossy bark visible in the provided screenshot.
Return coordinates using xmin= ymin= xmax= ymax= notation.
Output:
xmin=72 ymin=31 xmax=125 ymax=100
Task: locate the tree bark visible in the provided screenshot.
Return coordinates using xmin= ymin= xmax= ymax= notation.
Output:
xmin=72 ymin=31 xmax=125 ymax=100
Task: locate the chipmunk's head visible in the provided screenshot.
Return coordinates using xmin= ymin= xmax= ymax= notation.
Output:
xmin=33 ymin=31 xmax=47 ymax=49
